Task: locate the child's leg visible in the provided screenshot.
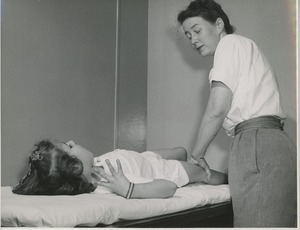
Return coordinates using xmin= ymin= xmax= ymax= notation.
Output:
xmin=151 ymin=147 xmax=187 ymax=161
xmin=180 ymin=161 xmax=228 ymax=185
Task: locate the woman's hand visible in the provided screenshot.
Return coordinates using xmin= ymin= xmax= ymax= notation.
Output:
xmin=189 ymin=156 xmax=211 ymax=182
xmin=91 ymin=159 xmax=130 ymax=198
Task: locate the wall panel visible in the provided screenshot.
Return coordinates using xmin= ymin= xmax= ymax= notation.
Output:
xmin=1 ymin=0 xmax=117 ymax=185
xmin=117 ymin=0 xmax=148 ymax=152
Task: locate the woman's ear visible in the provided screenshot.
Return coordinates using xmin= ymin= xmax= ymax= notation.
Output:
xmin=215 ymin=18 xmax=225 ymax=32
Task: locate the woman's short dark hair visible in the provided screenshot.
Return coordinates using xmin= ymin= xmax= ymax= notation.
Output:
xmin=12 ymin=140 xmax=96 ymax=195
xmin=177 ymin=0 xmax=235 ymax=34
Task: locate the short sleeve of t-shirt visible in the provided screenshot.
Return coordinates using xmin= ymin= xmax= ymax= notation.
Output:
xmin=209 ymin=35 xmax=242 ymax=93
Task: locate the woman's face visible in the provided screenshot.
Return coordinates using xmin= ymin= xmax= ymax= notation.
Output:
xmin=182 ymin=16 xmax=224 ymax=56
xmin=59 ymin=141 xmax=94 ymax=182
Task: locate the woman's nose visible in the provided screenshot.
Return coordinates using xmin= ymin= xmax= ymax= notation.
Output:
xmin=191 ymin=35 xmax=198 ymax=45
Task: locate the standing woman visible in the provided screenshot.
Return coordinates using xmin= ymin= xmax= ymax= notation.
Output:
xmin=177 ymin=0 xmax=296 ymax=227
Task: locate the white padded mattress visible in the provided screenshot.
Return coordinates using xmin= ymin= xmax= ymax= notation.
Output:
xmin=1 ymin=183 xmax=230 ymax=227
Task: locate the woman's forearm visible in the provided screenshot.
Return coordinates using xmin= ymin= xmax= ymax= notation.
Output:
xmin=192 ymin=112 xmax=225 ymax=159
xmin=192 ymin=81 xmax=232 ymax=159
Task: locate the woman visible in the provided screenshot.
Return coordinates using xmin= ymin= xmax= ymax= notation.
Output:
xmin=12 ymin=139 xmax=227 ymax=198
xmin=177 ymin=0 xmax=296 ymax=227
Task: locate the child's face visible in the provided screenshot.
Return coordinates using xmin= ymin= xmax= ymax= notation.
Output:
xmin=59 ymin=141 xmax=94 ymax=182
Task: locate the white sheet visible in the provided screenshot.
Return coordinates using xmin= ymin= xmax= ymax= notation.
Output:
xmin=1 ymin=183 xmax=230 ymax=227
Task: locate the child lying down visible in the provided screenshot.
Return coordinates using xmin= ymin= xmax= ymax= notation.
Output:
xmin=12 ymin=140 xmax=228 ymax=199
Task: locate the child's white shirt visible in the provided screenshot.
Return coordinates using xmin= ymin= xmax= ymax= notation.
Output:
xmin=93 ymin=149 xmax=189 ymax=194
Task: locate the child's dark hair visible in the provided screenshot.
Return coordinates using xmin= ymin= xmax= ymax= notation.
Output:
xmin=177 ymin=0 xmax=235 ymax=34
xmin=12 ymin=140 xmax=96 ymax=195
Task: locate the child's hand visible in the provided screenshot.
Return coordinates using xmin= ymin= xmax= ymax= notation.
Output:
xmin=91 ymin=159 xmax=130 ymax=198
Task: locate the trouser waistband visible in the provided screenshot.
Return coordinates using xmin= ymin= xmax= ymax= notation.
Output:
xmin=234 ymin=116 xmax=284 ymax=136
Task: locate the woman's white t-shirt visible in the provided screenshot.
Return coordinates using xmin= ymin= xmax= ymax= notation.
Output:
xmin=209 ymin=34 xmax=285 ymax=136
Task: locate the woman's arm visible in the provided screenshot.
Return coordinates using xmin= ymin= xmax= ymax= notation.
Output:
xmin=92 ymin=159 xmax=177 ymax=199
xmin=191 ymin=81 xmax=232 ymax=178
xmin=192 ymin=81 xmax=232 ymax=159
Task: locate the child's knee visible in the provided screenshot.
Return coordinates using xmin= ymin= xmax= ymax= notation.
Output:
xmin=174 ymin=147 xmax=187 ymax=161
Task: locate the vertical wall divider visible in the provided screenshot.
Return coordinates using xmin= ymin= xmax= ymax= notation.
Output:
xmin=113 ymin=0 xmax=120 ymax=149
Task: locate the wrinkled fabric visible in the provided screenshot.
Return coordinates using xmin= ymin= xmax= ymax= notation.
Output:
xmin=94 ymin=149 xmax=189 ymax=187
xmin=229 ymin=128 xmax=297 ymax=227
xmin=209 ymin=34 xmax=285 ymax=136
